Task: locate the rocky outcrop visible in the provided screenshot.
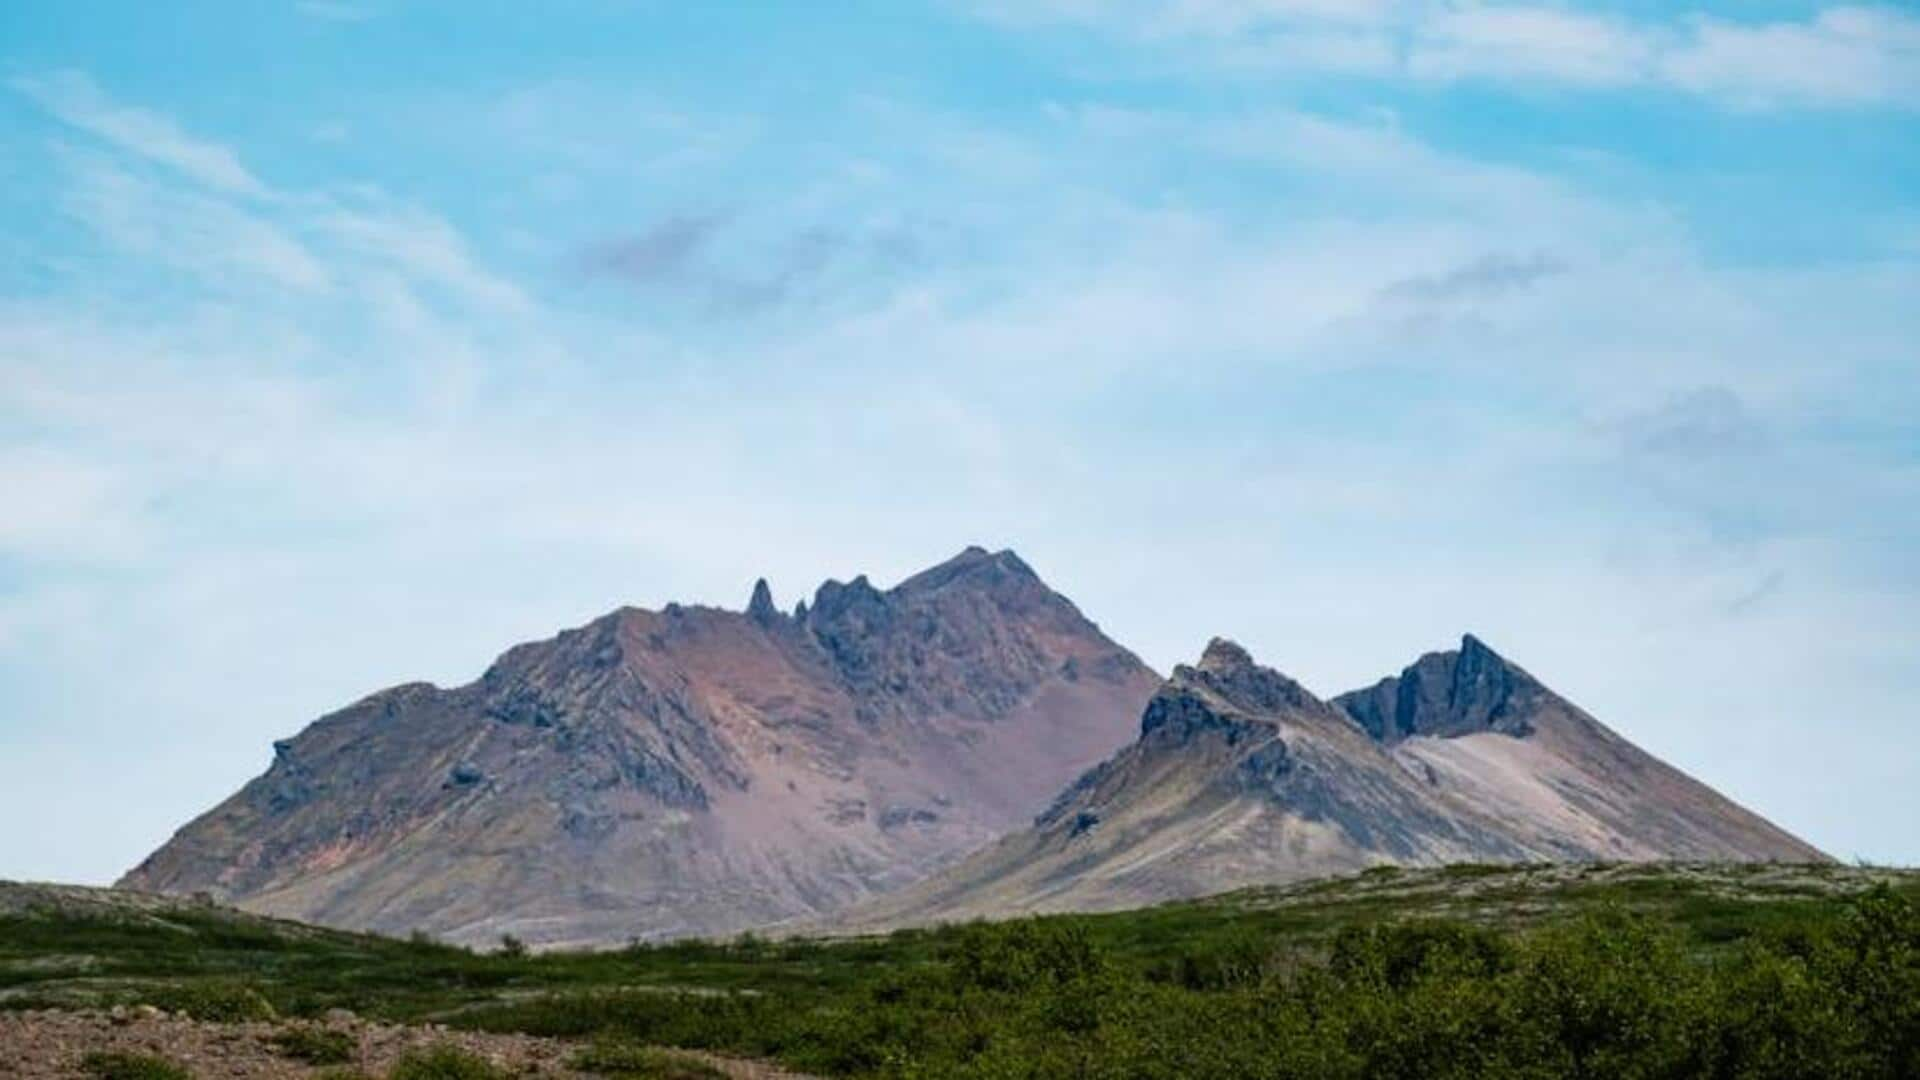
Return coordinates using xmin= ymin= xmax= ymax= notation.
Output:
xmin=120 ymin=548 xmax=1159 ymax=947
xmin=1332 ymin=634 xmax=1539 ymax=742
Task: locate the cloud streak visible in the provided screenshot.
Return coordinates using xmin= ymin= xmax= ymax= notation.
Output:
xmin=1380 ymin=252 xmax=1568 ymax=304
xmin=576 ymin=214 xmax=727 ymax=283
xmin=12 ymin=71 xmax=270 ymax=195
xmin=974 ymin=2 xmax=1920 ymax=108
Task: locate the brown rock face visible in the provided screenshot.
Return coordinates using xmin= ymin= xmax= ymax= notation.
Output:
xmin=834 ymin=635 xmax=1826 ymax=930
xmin=119 ymin=548 xmax=1159 ymax=946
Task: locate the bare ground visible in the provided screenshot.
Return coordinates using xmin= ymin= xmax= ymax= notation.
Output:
xmin=0 ymin=1008 xmax=813 ymax=1079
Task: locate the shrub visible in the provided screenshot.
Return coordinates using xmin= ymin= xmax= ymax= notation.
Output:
xmin=948 ymin=918 xmax=1108 ymax=992
xmin=267 ymin=1024 xmax=355 ymax=1064
xmin=144 ymin=981 xmax=278 ymax=1021
xmin=387 ymin=1044 xmax=511 ymax=1080
xmin=568 ymin=1041 xmax=726 ymax=1078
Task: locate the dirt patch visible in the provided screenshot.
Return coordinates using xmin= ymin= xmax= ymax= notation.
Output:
xmin=0 ymin=1009 xmax=812 ymax=1079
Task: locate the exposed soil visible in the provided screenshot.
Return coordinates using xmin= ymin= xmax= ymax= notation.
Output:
xmin=0 ymin=1008 xmax=811 ymax=1079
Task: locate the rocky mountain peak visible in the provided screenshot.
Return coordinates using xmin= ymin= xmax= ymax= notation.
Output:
xmin=894 ymin=545 xmax=1041 ymax=596
xmin=746 ymin=578 xmax=780 ymax=624
xmin=808 ymin=574 xmax=886 ymax=624
xmin=1197 ymin=637 xmax=1254 ymax=673
xmin=1176 ymin=639 xmax=1324 ymax=719
xmin=1332 ymin=634 xmax=1545 ymax=744
xmin=1140 ymin=642 xmax=1331 ymax=750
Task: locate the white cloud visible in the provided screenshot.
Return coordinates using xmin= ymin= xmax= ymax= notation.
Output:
xmin=57 ymin=151 xmax=331 ymax=292
xmin=14 ymin=72 xmax=530 ymax=317
xmin=971 ymin=1 xmax=1920 ymax=108
xmin=1409 ymin=6 xmax=1655 ymax=88
xmin=0 ymin=449 xmax=143 ymax=564
xmin=11 ymin=71 xmax=269 ymax=195
xmin=324 ymin=205 xmax=530 ymax=314
xmin=1664 ymin=6 xmax=1920 ymax=108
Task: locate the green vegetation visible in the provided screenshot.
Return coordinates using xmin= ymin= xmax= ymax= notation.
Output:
xmin=5 ymin=863 xmax=1918 ymax=1078
xmin=147 ymin=980 xmax=278 ymax=1021
xmin=386 ymin=1043 xmax=511 ymax=1080
xmin=267 ymin=1022 xmax=356 ymax=1064
xmin=78 ymin=1050 xmax=192 ymax=1080
xmin=569 ymin=1042 xmax=727 ymax=1078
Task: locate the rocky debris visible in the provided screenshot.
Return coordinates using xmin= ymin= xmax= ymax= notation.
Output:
xmin=0 ymin=1008 xmax=813 ymax=1079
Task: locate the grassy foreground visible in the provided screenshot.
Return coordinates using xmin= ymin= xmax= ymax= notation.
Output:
xmin=4 ymin=862 xmax=1918 ymax=1078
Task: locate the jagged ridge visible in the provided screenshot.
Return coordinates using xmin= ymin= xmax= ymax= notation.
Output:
xmin=832 ymin=635 xmax=1826 ymax=929
xmin=120 ymin=548 xmax=1160 ymax=947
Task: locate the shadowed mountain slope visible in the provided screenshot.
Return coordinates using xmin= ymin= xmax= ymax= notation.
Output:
xmin=120 ymin=548 xmax=1159 ymax=947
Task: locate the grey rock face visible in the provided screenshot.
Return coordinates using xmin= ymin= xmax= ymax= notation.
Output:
xmin=1333 ymin=634 xmax=1539 ymax=743
xmin=746 ymin=578 xmax=780 ymax=625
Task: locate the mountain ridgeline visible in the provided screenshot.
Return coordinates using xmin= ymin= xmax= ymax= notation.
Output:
xmin=120 ymin=548 xmax=1159 ymax=946
xmin=833 ymin=635 xmax=1825 ymax=929
xmin=124 ymin=549 xmax=1823 ymax=945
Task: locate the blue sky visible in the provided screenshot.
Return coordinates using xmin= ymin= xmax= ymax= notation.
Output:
xmin=1 ymin=1 xmax=1916 ymax=882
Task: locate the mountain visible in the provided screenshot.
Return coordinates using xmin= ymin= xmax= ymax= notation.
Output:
xmin=834 ymin=635 xmax=1825 ymax=928
xmin=1331 ymin=634 xmax=1823 ymax=863
xmin=119 ymin=548 xmax=1159 ymax=947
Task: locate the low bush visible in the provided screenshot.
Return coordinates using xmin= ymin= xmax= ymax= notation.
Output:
xmin=386 ymin=1043 xmax=512 ymax=1080
xmin=267 ymin=1023 xmax=355 ymax=1064
xmin=456 ymin=885 xmax=1920 ymax=1079
xmin=568 ymin=1041 xmax=726 ymax=1078
xmin=144 ymin=981 xmax=277 ymax=1022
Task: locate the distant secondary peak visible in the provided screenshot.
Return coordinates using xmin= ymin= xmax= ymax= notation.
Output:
xmin=1178 ymin=638 xmax=1324 ymax=717
xmin=747 ymin=578 xmax=779 ymax=623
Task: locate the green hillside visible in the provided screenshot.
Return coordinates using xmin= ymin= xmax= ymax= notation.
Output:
xmin=4 ymin=862 xmax=1918 ymax=1078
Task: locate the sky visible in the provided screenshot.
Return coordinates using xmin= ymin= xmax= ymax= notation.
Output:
xmin=1 ymin=1 xmax=1916 ymax=883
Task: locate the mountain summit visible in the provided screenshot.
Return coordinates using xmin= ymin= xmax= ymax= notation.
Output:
xmin=1333 ymin=634 xmax=1542 ymax=742
xmin=120 ymin=549 xmax=1159 ymax=946
xmin=835 ymin=636 xmax=1825 ymax=928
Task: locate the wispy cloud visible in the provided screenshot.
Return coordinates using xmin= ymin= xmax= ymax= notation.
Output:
xmin=1409 ymin=6 xmax=1654 ymax=88
xmin=57 ymin=150 xmax=331 ymax=293
xmin=973 ymin=2 xmax=1920 ymax=108
xmin=1664 ymin=7 xmax=1920 ymax=108
xmin=572 ymin=214 xmax=899 ymax=314
xmin=11 ymin=70 xmax=269 ymax=195
xmin=1619 ymin=385 xmax=1766 ymax=462
xmin=1381 ymin=252 xmax=1568 ymax=304
xmin=324 ymin=204 xmax=529 ymax=314
xmin=576 ymin=214 xmax=727 ymax=284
